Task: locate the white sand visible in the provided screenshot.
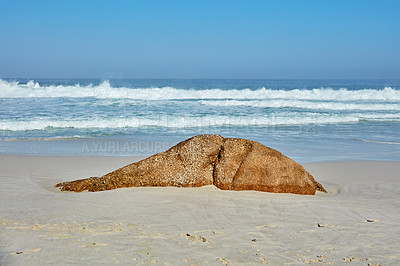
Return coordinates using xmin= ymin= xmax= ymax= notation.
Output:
xmin=0 ymin=155 xmax=399 ymax=265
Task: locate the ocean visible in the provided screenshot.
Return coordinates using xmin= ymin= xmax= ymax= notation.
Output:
xmin=0 ymin=78 xmax=399 ymax=162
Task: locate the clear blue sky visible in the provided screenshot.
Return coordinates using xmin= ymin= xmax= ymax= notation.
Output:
xmin=0 ymin=0 xmax=399 ymax=79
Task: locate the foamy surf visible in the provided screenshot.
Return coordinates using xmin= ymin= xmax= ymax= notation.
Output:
xmin=199 ymin=99 xmax=400 ymax=111
xmin=1 ymin=113 xmax=399 ymax=131
xmin=1 ymin=79 xmax=399 ymax=101
xmin=1 ymin=78 xmax=400 ymax=160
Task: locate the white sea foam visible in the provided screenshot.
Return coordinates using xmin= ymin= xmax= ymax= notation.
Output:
xmin=1 ymin=79 xmax=399 ymax=101
xmin=354 ymin=139 xmax=400 ymax=145
xmin=1 ymin=113 xmax=399 ymax=131
xmin=200 ymin=100 xmax=400 ymax=111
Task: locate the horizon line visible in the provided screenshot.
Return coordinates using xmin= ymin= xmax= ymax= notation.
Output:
xmin=2 ymin=77 xmax=400 ymax=81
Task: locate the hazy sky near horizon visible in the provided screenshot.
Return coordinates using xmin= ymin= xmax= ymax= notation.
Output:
xmin=1 ymin=0 xmax=399 ymax=79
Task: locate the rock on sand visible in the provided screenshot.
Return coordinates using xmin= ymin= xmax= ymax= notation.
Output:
xmin=55 ymin=135 xmax=326 ymax=195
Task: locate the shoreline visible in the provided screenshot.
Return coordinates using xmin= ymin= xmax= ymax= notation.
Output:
xmin=1 ymin=155 xmax=400 ymax=265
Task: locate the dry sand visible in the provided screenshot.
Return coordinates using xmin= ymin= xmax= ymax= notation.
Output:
xmin=0 ymin=155 xmax=399 ymax=265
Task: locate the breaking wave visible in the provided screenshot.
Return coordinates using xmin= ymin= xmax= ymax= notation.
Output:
xmin=200 ymin=100 xmax=400 ymax=111
xmin=1 ymin=78 xmax=399 ymax=101
xmin=1 ymin=113 xmax=399 ymax=131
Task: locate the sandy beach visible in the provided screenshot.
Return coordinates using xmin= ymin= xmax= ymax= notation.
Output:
xmin=2 ymin=0 xmax=400 ymax=264
xmin=0 ymin=155 xmax=399 ymax=265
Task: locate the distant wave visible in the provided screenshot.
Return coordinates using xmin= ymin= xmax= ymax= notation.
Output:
xmin=1 ymin=113 xmax=399 ymax=131
xmin=1 ymin=78 xmax=399 ymax=101
xmin=200 ymin=99 xmax=400 ymax=111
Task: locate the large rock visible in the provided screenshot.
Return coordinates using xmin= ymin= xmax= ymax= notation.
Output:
xmin=55 ymin=135 xmax=326 ymax=195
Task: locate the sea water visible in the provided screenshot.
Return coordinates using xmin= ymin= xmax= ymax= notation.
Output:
xmin=0 ymin=78 xmax=399 ymax=162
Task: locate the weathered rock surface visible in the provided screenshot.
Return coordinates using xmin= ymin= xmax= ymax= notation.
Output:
xmin=55 ymin=135 xmax=326 ymax=195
